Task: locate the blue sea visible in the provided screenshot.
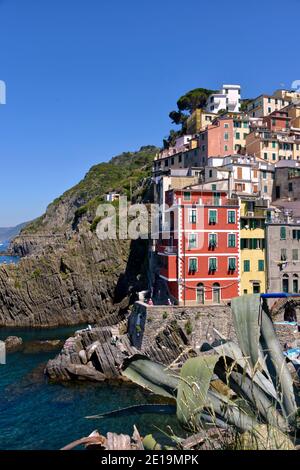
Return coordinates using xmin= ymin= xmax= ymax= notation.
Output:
xmin=0 ymin=241 xmax=20 ymax=265
xmin=0 ymin=241 xmax=181 ymax=449
xmin=0 ymin=325 xmax=181 ymax=450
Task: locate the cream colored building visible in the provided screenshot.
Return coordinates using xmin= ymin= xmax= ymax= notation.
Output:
xmin=247 ymin=94 xmax=290 ymax=118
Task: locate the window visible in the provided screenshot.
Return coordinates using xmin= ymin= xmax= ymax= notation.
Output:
xmin=188 ymin=233 xmax=197 ymax=249
xmin=189 ymin=209 xmax=197 ymax=224
xmin=262 ymin=171 xmax=267 ymax=179
xmin=209 ymin=169 xmax=213 ymax=178
xmin=280 ymin=226 xmax=286 ymax=240
xmin=293 ymin=278 xmax=298 ymax=293
xmin=236 ymin=132 xmax=240 ymax=139
xmin=292 ymin=249 xmax=298 ymax=261
xmin=244 ymin=260 xmax=250 ymax=272
xmin=281 ymin=248 xmax=287 ymax=261
xmin=258 ymin=260 xmax=264 ymax=271
xmin=228 ymin=257 xmax=236 ymax=271
xmin=178 ymin=155 xmax=182 ymax=163
xmin=165 ymin=159 xmax=169 ymax=166
xmin=184 ymin=191 xmax=191 ymax=201
xmin=289 ymin=182 xmax=293 ymax=192
xmin=282 ymin=275 xmax=289 ymax=293
xmin=188 ymin=258 xmax=197 ymax=274
xmin=209 ymin=233 xmax=217 ymax=248
xmin=224 ymin=123 xmax=229 ymax=128
xmin=224 ymin=132 xmax=229 ymax=141
xmin=228 ymin=210 xmax=236 ymax=224
xmin=272 ymin=153 xmax=276 ymax=161
xmin=209 ymin=257 xmax=217 ymax=272
xmin=228 ymin=233 xmax=236 ymax=247
xmin=264 ymin=186 xmax=268 ymax=193
xmin=211 ymin=184 xmax=217 ymax=191
xmin=264 ymin=153 xmax=268 ymax=160
xmin=224 ymin=145 xmax=228 ymax=151
xmin=272 ymin=141 xmax=276 ymax=148
xmin=209 ymin=210 xmax=217 ymax=224
xmin=171 ymin=157 xmax=174 ymax=165
xmin=293 ymin=230 xmax=300 ymax=240
xmin=253 ymin=283 xmax=261 ymax=294
xmin=240 ymin=238 xmax=265 ymax=249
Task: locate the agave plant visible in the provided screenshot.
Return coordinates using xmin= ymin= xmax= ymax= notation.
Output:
xmin=90 ymin=295 xmax=300 ymax=449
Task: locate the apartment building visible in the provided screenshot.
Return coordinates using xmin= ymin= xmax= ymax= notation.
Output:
xmin=266 ymin=211 xmax=300 ymax=293
xmin=273 ymin=160 xmax=300 ymax=200
xmin=205 ymin=84 xmax=241 ymax=114
xmin=246 ymin=110 xmax=300 ymax=163
xmin=247 ymin=94 xmax=290 ymax=118
xmin=157 ymin=188 xmax=240 ymax=305
xmin=198 ymin=115 xmax=250 ymax=161
xmin=239 ymin=197 xmax=269 ymax=295
xmin=202 ymin=154 xmax=274 ymax=199
xmin=186 ymin=109 xmax=215 ymax=134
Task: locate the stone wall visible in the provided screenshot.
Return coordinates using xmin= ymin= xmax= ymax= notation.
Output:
xmin=128 ymin=301 xmax=235 ymax=352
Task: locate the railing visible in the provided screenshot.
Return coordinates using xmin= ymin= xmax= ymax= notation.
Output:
xmin=204 ymin=198 xmax=239 ymax=207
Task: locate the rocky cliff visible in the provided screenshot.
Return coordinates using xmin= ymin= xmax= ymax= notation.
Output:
xmin=0 ymin=146 xmax=158 ymax=327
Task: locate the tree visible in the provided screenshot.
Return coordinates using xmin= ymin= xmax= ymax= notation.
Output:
xmin=177 ymin=88 xmax=217 ymax=113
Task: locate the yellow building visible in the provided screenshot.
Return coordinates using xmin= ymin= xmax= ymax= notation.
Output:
xmin=186 ymin=109 xmax=215 ymax=134
xmin=239 ymin=197 xmax=268 ymax=295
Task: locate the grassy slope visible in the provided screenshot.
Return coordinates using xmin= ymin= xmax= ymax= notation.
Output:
xmin=23 ymin=145 xmax=159 ymax=233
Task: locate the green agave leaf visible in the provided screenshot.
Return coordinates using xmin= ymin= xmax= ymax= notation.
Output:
xmin=211 ymin=340 xmax=278 ymax=400
xmin=121 ymin=354 xmax=178 ymax=399
xmin=176 ymin=356 xmax=219 ymax=427
xmin=231 ymin=294 xmax=261 ymax=369
xmin=260 ymin=308 xmax=298 ymax=423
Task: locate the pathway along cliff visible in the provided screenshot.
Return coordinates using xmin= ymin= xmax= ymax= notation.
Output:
xmin=0 ymin=146 xmax=158 ymax=327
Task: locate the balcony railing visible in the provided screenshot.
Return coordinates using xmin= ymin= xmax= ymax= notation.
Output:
xmin=204 ymin=198 xmax=239 ymax=207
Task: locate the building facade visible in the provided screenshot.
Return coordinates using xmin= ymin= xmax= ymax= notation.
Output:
xmin=205 ymin=84 xmax=241 ymax=114
xmin=239 ymin=197 xmax=269 ymax=295
xmin=157 ymin=189 xmax=240 ymax=305
xmin=266 ymin=213 xmax=300 ymax=294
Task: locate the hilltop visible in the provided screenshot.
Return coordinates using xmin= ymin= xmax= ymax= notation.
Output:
xmin=23 ymin=145 xmax=158 ymax=234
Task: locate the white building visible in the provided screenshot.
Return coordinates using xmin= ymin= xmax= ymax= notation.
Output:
xmin=205 ymin=84 xmax=241 ymax=114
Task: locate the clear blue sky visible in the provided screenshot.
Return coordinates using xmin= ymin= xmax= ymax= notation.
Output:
xmin=0 ymin=0 xmax=299 ymax=226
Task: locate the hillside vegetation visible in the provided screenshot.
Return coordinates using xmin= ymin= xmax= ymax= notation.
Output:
xmin=23 ymin=145 xmax=159 ymax=234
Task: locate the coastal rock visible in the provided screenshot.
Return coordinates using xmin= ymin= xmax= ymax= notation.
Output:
xmin=0 ymin=225 xmax=148 ymax=327
xmin=4 ymin=336 xmax=23 ymax=353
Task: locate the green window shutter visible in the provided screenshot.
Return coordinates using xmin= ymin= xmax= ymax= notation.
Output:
xmin=280 ymin=226 xmax=286 ymax=240
xmin=209 ymin=210 xmax=217 ymax=224
xmin=244 ymin=260 xmax=250 ymax=272
xmin=228 ymin=258 xmax=236 ymax=271
xmin=228 ymin=210 xmax=235 ymax=223
xmin=212 ymin=184 xmax=217 ymax=191
xmin=189 ymin=258 xmax=197 ymax=272
xmin=184 ymin=191 xmax=191 ymax=201
xmin=209 ymin=258 xmax=217 ymax=271
xmin=209 ymin=233 xmax=217 ymax=247
xmin=258 ymin=260 xmax=264 ymax=271
xmin=228 ymin=234 xmax=236 ymax=247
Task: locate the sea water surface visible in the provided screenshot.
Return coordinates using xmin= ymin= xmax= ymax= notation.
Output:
xmin=0 ymin=241 xmax=20 ymax=265
xmin=0 ymin=325 xmax=181 ymax=450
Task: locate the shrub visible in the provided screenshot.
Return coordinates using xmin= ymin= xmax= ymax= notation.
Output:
xmin=184 ymin=319 xmax=193 ymax=335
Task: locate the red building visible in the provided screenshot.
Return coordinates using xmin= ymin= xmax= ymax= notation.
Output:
xmin=157 ymin=189 xmax=240 ymax=305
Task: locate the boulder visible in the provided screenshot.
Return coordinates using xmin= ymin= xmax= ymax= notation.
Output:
xmin=4 ymin=336 xmax=23 ymax=353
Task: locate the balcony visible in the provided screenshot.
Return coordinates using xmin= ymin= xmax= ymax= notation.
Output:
xmin=157 ymin=245 xmax=177 ymax=255
xmin=204 ymin=198 xmax=239 ymax=207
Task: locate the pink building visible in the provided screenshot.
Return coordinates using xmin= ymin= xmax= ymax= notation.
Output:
xmin=198 ymin=117 xmax=235 ymax=162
